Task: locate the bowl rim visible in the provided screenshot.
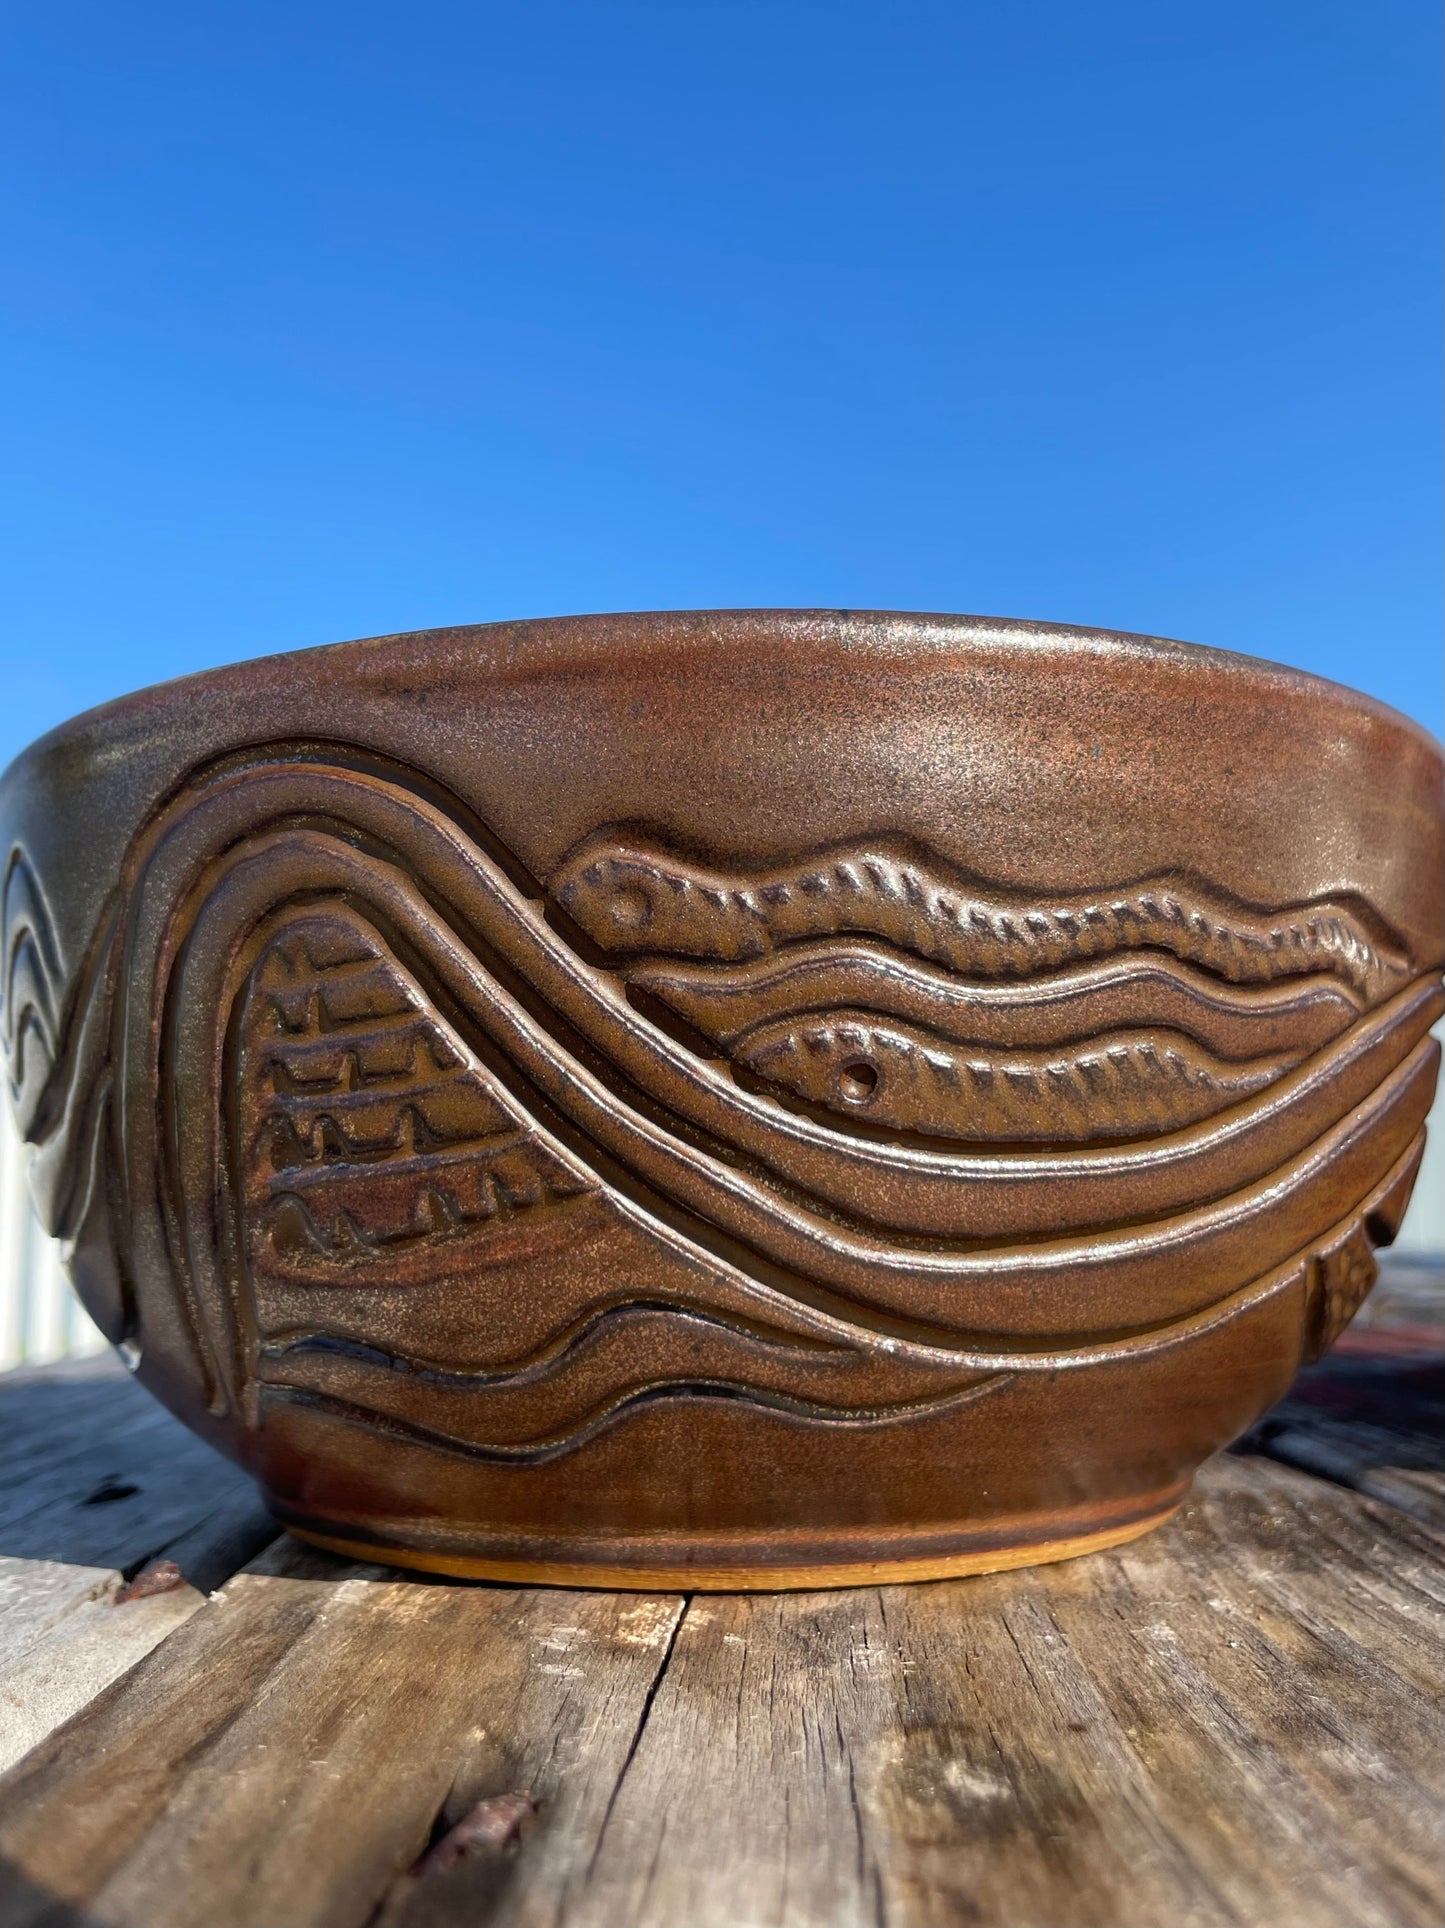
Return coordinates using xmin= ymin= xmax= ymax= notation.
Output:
xmin=5 ymin=607 xmax=1441 ymax=783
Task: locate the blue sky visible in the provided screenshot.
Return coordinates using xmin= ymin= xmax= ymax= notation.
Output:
xmin=2 ymin=2 xmax=1440 ymax=769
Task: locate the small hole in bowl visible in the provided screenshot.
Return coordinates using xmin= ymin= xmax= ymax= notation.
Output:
xmin=837 ymin=1059 xmax=879 ymax=1104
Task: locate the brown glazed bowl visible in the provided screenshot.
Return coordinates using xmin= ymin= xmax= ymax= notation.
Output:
xmin=2 ymin=612 xmax=1441 ymax=1588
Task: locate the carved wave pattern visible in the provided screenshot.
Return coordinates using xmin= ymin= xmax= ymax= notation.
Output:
xmin=2 ymin=848 xmax=65 ymax=1138
xmin=4 ymin=750 xmax=1438 ymax=1463
xmin=243 ymin=913 xmax=600 ymax=1277
xmin=257 ymin=1315 xmax=1017 ymax=1467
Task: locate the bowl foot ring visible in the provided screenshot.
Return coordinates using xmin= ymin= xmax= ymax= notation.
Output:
xmin=283 ymin=1502 xmax=1183 ymax=1592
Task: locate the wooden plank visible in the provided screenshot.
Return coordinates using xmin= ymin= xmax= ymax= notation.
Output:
xmin=0 ymin=1356 xmax=278 ymax=1772
xmin=0 ymin=1556 xmax=113 ymax=1676
xmin=0 ymin=1355 xmax=277 ymax=1591
xmin=0 ymin=1555 xmax=205 ymax=1773
xmin=1241 ymin=1268 xmax=1445 ymax=1529
xmin=531 ymin=1455 xmax=1443 ymax=1928
xmin=0 ymin=1452 xmax=1438 ymax=1928
xmin=1347 ymin=1462 xmax=1445 ymax=1527
xmin=1258 ymin=1422 xmax=1445 ymax=1529
xmin=1356 ymin=1253 xmax=1445 ymax=1339
xmin=0 ymin=1540 xmax=684 ymax=1928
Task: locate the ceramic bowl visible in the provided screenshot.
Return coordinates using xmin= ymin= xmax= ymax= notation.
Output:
xmin=3 ymin=612 xmax=1440 ymax=1585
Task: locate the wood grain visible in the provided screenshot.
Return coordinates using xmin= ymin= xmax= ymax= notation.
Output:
xmin=0 ymin=1541 xmax=685 ymax=1928
xmin=0 ymin=1451 xmax=1438 ymax=1928
xmin=0 ymin=1555 xmax=204 ymax=1773
xmin=0 ymin=1356 xmax=276 ymax=1589
xmin=1240 ymin=1266 xmax=1445 ymax=1533
xmin=541 ymin=1457 xmax=1443 ymax=1928
xmin=0 ymin=1356 xmax=278 ymax=1772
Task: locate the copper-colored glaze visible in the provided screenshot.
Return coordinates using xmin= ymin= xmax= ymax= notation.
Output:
xmin=2 ymin=612 xmax=1440 ymax=1587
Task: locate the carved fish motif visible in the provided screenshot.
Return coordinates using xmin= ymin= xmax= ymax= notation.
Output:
xmin=571 ymin=838 xmax=1397 ymax=1139
xmin=730 ymin=1012 xmax=1293 ymax=1142
xmin=553 ymin=837 xmax=1410 ymax=1000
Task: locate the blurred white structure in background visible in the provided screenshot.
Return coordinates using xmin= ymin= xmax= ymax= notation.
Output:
xmin=1 ymin=1033 xmax=1442 ymax=1368
xmin=0 ymin=1114 xmax=109 ymax=1367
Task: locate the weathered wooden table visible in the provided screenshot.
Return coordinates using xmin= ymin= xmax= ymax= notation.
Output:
xmin=1 ymin=1261 xmax=1441 ymax=1928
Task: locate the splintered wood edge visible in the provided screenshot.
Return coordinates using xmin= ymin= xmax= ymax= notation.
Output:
xmin=283 ymin=1503 xmax=1181 ymax=1592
